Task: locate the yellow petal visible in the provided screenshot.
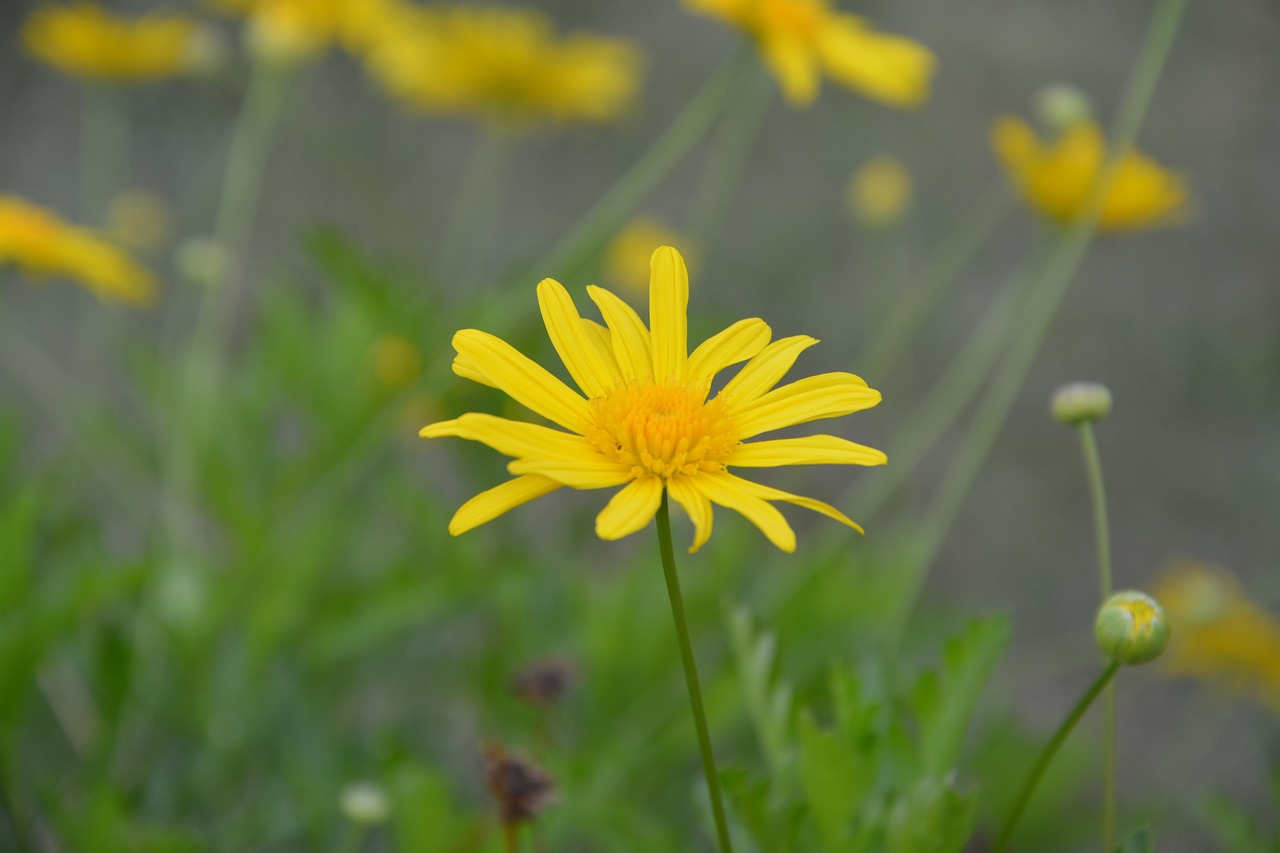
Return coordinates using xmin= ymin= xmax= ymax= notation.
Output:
xmin=725 ymin=434 xmax=887 ymax=467
xmin=735 ymin=372 xmax=881 ymax=438
xmin=723 ymin=472 xmax=864 ymax=534
xmin=649 ymin=246 xmax=689 ymax=381
xmin=452 ymin=353 xmax=498 ymax=388
xmin=817 ymin=17 xmax=934 ymax=108
xmin=452 ymin=329 xmax=591 ymax=431
xmin=687 ymin=318 xmax=772 ymax=384
xmin=761 ymin=35 xmax=820 ymax=107
xmin=693 ymin=471 xmax=796 ymax=553
xmin=1101 ymin=152 xmax=1189 ymax=230
xmin=668 ymin=475 xmax=714 ymax=553
xmin=595 ymin=476 xmax=663 ymax=540
xmin=587 ymin=284 xmax=653 ymax=381
xmin=508 ymin=457 xmax=633 ymax=490
xmin=448 ymin=475 xmax=562 ymax=536
xmin=718 ymin=335 xmax=819 ymax=406
xmin=582 ymin=318 xmax=622 ymax=380
xmin=537 ymin=277 xmax=619 ymax=398
xmin=420 ymin=412 xmax=595 ymax=463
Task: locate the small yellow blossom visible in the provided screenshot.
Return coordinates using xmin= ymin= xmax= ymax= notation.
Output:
xmin=992 ymin=115 xmax=1190 ymax=231
xmin=604 ymin=217 xmax=695 ymax=299
xmin=421 ymin=246 xmax=886 ymax=553
xmin=363 ymin=5 xmax=644 ymax=128
xmin=370 ymin=334 xmax=424 ymax=392
xmin=1154 ymin=561 xmax=1280 ymax=710
xmin=107 ymin=189 xmax=172 ymax=251
xmin=0 ymin=196 xmax=156 ymax=304
xmin=846 ymin=156 xmax=912 ymax=228
xmin=23 ymin=2 xmax=212 ymax=82
xmin=215 ymin=0 xmax=393 ymax=61
xmin=684 ymin=0 xmax=933 ymax=108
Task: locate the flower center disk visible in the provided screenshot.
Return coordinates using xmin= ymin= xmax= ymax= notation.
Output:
xmin=588 ymin=379 xmax=739 ymax=480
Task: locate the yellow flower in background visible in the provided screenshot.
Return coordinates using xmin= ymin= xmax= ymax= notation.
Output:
xmin=0 ymin=196 xmax=157 ymax=304
xmin=23 ymin=2 xmax=213 ymax=81
xmin=684 ymin=0 xmax=933 ymax=108
xmin=370 ymin=334 xmax=424 ymax=392
xmin=1154 ymin=561 xmax=1280 ymax=710
xmin=107 ymin=189 xmax=172 ymax=251
xmin=992 ymin=116 xmax=1189 ymax=231
xmin=604 ymin=217 xmax=695 ymax=299
xmin=215 ymin=0 xmax=391 ymax=61
xmin=363 ymin=5 xmax=644 ymax=127
xmin=847 ymin=155 xmax=912 ymax=228
xmin=421 ymin=246 xmax=886 ymax=553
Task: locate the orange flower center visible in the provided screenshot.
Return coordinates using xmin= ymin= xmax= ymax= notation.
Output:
xmin=587 ymin=379 xmax=739 ymax=480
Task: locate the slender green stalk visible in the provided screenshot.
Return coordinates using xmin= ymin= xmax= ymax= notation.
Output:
xmin=81 ymin=83 xmax=129 ymax=222
xmin=655 ymin=493 xmax=734 ymax=853
xmin=858 ymin=185 xmax=1013 ymax=380
xmin=992 ymin=661 xmax=1121 ymax=853
xmin=889 ymin=0 xmax=1188 ymax=642
xmin=435 ymin=127 xmax=516 ymax=286
xmin=465 ymin=46 xmax=755 ymax=338
xmin=686 ymin=65 xmax=773 ymax=256
xmin=1078 ymin=421 xmax=1116 ymax=851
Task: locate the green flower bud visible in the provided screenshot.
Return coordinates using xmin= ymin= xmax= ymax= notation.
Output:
xmin=1035 ymin=83 xmax=1094 ymax=133
xmin=1051 ymin=382 xmax=1113 ymax=425
xmin=1095 ymin=591 xmax=1170 ymax=665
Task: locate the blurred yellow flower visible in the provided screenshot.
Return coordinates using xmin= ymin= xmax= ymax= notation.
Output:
xmin=216 ymin=0 xmax=394 ymax=61
xmin=363 ymin=5 xmax=644 ymax=128
xmin=1154 ymin=561 xmax=1280 ymax=710
xmin=992 ymin=116 xmax=1189 ymax=231
xmin=23 ymin=1 xmax=213 ymax=81
xmin=0 ymin=196 xmax=157 ymax=304
xmin=604 ymin=217 xmax=695 ymax=299
xmin=421 ymin=246 xmax=885 ymax=553
xmin=847 ymin=155 xmax=912 ymax=228
xmin=370 ymin=334 xmax=424 ymax=392
xmin=107 ymin=189 xmax=172 ymax=251
xmin=684 ymin=0 xmax=933 ymax=108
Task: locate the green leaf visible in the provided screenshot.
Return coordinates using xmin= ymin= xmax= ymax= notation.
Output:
xmin=913 ymin=616 xmax=1011 ymax=776
xmin=728 ymin=606 xmax=794 ymax=780
xmin=1116 ymin=825 xmax=1156 ymax=853
xmin=797 ymin=708 xmax=871 ymax=850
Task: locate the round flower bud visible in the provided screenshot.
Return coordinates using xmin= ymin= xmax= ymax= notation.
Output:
xmin=1035 ymin=83 xmax=1094 ymax=133
xmin=1051 ymin=382 xmax=1112 ymax=425
xmin=1095 ymin=591 xmax=1170 ymax=665
xmin=175 ymin=236 xmax=228 ymax=289
xmin=340 ymin=781 xmax=390 ymax=826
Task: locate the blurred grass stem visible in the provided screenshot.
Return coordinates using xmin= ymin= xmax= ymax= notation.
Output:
xmin=992 ymin=661 xmax=1121 ymax=853
xmin=1078 ymin=421 xmax=1117 ymax=851
xmin=656 ymin=494 xmax=735 ymax=853
xmin=892 ymin=0 xmax=1188 ymax=643
xmin=81 ymin=83 xmax=129 ymax=222
xmin=435 ymin=128 xmax=516 ymax=287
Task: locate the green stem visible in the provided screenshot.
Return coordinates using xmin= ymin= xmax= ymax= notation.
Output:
xmin=1078 ymin=421 xmax=1116 ymax=851
xmin=655 ymin=493 xmax=734 ymax=853
xmin=80 ymin=82 xmax=129 ymax=223
xmin=992 ymin=661 xmax=1121 ymax=853
xmin=435 ymin=127 xmax=515 ymax=286
xmin=890 ymin=0 xmax=1188 ymax=642
xmin=466 ymin=46 xmax=754 ymax=337
xmin=858 ymin=185 xmax=1013 ymax=380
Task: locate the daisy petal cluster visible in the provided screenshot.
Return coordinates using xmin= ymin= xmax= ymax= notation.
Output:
xmin=685 ymin=0 xmax=933 ymax=108
xmin=1154 ymin=561 xmax=1280 ymax=710
xmin=362 ymin=4 xmax=643 ymax=128
xmin=214 ymin=0 xmax=398 ymax=62
xmin=422 ymin=246 xmax=885 ymax=553
xmin=0 ymin=196 xmax=157 ymax=305
xmin=22 ymin=1 xmax=214 ymax=82
xmin=992 ymin=115 xmax=1190 ymax=232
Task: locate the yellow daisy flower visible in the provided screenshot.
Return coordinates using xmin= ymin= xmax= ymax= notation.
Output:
xmin=215 ymin=0 xmax=393 ymax=61
xmin=684 ymin=0 xmax=933 ymax=108
xmin=363 ymin=5 xmax=643 ymax=127
xmin=992 ymin=115 xmax=1190 ymax=231
xmin=421 ymin=246 xmax=886 ymax=553
xmin=0 ymin=195 xmax=156 ymax=304
xmin=22 ymin=2 xmax=212 ymax=82
xmin=1154 ymin=561 xmax=1280 ymax=710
